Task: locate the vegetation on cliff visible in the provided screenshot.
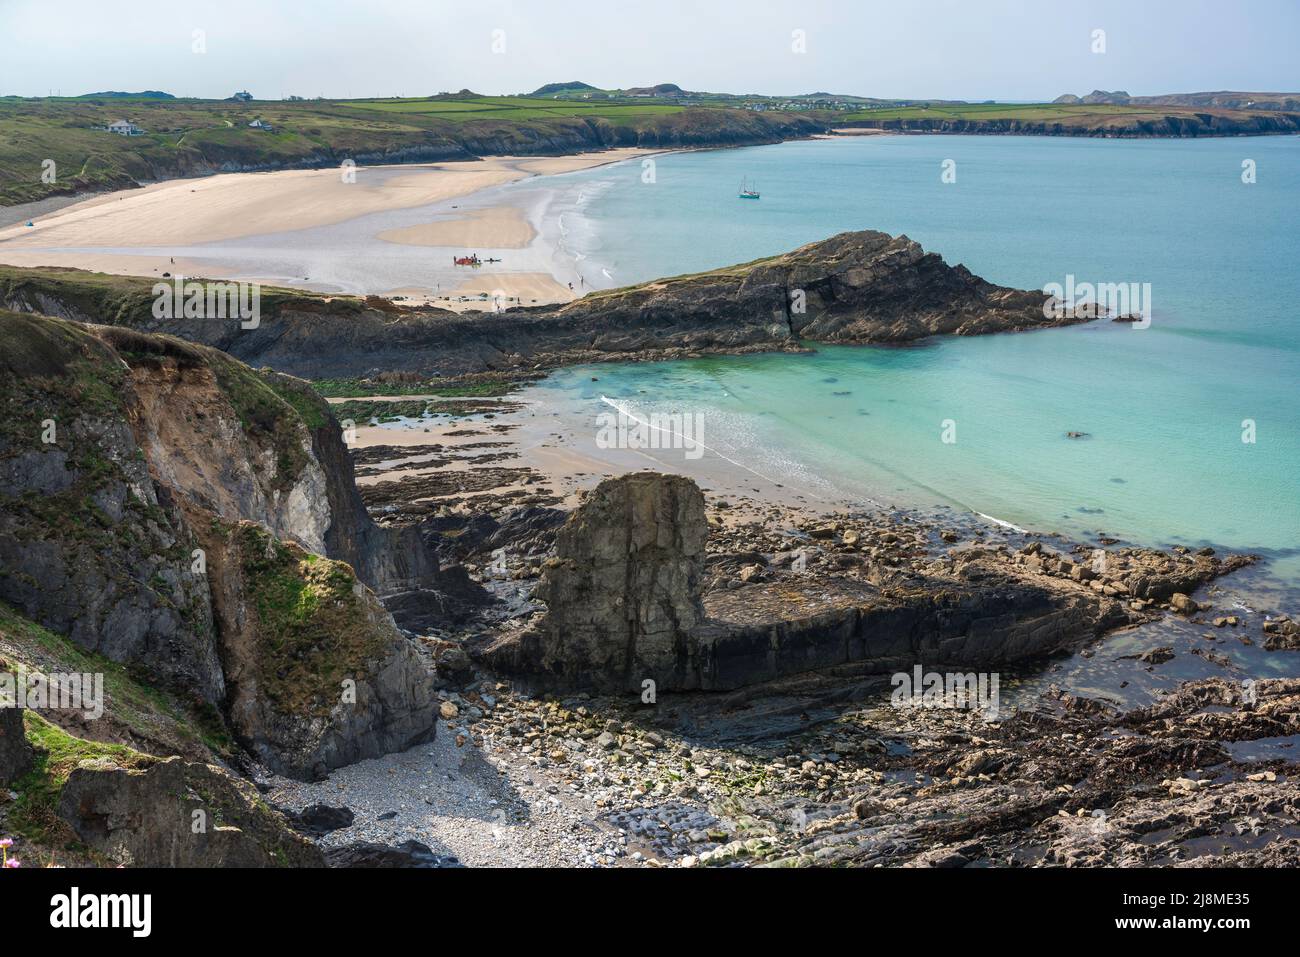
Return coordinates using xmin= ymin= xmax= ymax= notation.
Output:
xmin=837 ymin=100 xmax=1300 ymax=136
xmin=0 ymin=309 xmax=439 ymax=784
xmin=5 ymin=712 xmax=154 ymax=861
xmin=233 ymin=522 xmax=389 ymax=720
xmin=0 ymin=94 xmax=823 ymax=205
xmin=5 ymin=89 xmax=1290 ymax=207
xmin=0 ymin=600 xmax=231 ymax=761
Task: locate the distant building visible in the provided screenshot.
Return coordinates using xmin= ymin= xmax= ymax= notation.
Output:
xmin=248 ymin=118 xmax=273 ymax=131
xmin=230 ymin=90 xmax=253 ymax=102
xmin=106 ymin=119 xmax=143 ymax=135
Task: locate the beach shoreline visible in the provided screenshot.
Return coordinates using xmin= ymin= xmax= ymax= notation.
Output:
xmin=0 ymin=147 xmax=661 ymax=309
xmin=341 ymin=373 xmax=1298 ymax=634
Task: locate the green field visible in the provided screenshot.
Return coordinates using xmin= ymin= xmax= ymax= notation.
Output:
xmin=347 ymin=95 xmax=685 ymax=121
xmin=840 ymin=102 xmax=1151 ymax=121
xmin=0 ymin=93 xmax=796 ymax=206
xmin=0 ymin=91 xmax=1290 ymax=208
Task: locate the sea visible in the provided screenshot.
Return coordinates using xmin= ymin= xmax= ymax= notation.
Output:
xmin=514 ymin=134 xmax=1300 ymax=604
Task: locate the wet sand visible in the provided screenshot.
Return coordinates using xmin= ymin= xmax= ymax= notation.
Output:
xmin=0 ymin=149 xmax=652 ymax=248
xmin=0 ymin=148 xmax=655 ymax=308
xmin=377 ymin=205 xmax=536 ymax=249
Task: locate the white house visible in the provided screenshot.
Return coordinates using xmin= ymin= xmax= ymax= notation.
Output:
xmin=107 ymin=120 xmax=143 ymax=135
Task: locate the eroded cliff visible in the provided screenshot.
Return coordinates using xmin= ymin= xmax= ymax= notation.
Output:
xmin=0 ymin=311 xmax=455 ymax=778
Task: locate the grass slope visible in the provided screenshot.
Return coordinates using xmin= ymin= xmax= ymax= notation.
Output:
xmin=0 ymin=94 xmax=809 ymax=205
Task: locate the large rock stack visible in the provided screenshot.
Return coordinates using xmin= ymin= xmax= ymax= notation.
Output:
xmin=495 ymin=472 xmax=707 ymax=692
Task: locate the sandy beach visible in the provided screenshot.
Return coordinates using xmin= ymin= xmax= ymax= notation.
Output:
xmin=0 ymin=147 xmax=654 ymax=308
xmin=377 ymin=205 xmax=537 ymax=249
xmin=345 ymin=388 xmax=831 ymax=513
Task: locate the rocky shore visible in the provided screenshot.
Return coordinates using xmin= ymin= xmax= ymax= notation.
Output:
xmin=1 ymin=229 xmax=1295 ymax=869
xmin=248 ymin=405 xmax=1297 ymax=868
xmin=263 ymin=456 xmax=1297 ymax=868
xmin=267 ymin=670 xmax=1300 ymax=868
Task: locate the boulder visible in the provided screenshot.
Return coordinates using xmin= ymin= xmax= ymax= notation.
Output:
xmin=283 ymin=803 xmax=355 ymax=837
xmin=1263 ymin=617 xmax=1300 ymax=651
xmin=57 ymin=756 xmax=324 ymax=867
xmin=325 ymin=840 xmax=461 ymax=868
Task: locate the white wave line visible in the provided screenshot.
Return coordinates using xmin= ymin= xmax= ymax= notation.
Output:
xmin=975 ymin=511 xmax=1027 ymax=533
xmin=599 ymin=395 xmax=824 ymax=499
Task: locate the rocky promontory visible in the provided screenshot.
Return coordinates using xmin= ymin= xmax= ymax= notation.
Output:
xmin=0 ymin=230 xmax=1089 ymax=379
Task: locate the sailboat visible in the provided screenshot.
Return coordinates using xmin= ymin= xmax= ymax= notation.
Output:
xmin=738 ymin=177 xmax=760 ymax=200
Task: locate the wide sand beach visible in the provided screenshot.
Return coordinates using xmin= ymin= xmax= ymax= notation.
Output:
xmin=0 ymin=147 xmax=655 ymax=308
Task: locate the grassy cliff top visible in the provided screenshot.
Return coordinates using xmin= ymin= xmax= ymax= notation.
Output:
xmin=0 ymin=307 xmax=326 ymax=492
xmin=0 ymin=94 xmax=818 ymax=206
xmin=0 ymin=600 xmax=230 ymax=762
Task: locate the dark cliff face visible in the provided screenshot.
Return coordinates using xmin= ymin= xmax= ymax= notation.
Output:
xmin=0 ymin=314 xmax=225 ymax=701
xmin=0 ymin=229 xmax=1083 ymax=381
xmin=0 ymin=311 xmax=455 ymax=777
xmin=260 ymin=372 xmax=486 ymax=630
xmin=842 ymin=112 xmax=1300 ymax=137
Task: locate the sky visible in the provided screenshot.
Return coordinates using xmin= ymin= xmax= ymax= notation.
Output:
xmin=1 ymin=0 xmax=1297 ymax=101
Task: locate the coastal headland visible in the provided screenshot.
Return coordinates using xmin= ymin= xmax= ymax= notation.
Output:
xmin=1 ymin=130 xmax=1297 ymax=870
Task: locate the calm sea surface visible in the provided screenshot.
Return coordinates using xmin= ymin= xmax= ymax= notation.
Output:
xmin=525 ymin=135 xmax=1300 ymax=590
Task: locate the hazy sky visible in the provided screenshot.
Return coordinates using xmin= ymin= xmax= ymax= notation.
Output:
xmin=2 ymin=0 xmax=1297 ymax=100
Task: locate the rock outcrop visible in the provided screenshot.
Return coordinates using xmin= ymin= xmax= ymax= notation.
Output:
xmin=499 ymin=473 xmax=707 ymax=691
xmin=57 ymin=755 xmax=324 ymax=867
xmin=1 ymin=230 xmax=1091 ymax=379
xmin=202 ymin=522 xmax=436 ymax=779
xmin=1262 ymin=616 xmax=1300 ymax=651
xmin=0 ymin=705 xmax=33 ymax=785
xmin=0 ymin=314 xmax=225 ymax=701
xmin=324 ymin=840 xmax=461 ymax=868
xmin=483 ymin=475 xmax=1255 ymax=693
xmin=0 ymin=311 xmax=447 ymax=778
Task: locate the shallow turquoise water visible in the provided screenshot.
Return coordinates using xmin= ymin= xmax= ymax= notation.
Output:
xmin=533 ymin=135 xmax=1300 ymax=582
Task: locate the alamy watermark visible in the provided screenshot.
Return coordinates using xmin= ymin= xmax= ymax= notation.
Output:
xmin=891 ymin=665 xmax=1000 ymax=719
xmin=152 ymin=275 xmax=261 ymax=329
xmin=1043 ymin=274 xmax=1151 ymax=328
xmin=1 ymin=670 xmax=104 ymax=720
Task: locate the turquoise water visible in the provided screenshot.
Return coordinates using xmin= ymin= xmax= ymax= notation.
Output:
xmin=531 ymin=135 xmax=1300 ymax=585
